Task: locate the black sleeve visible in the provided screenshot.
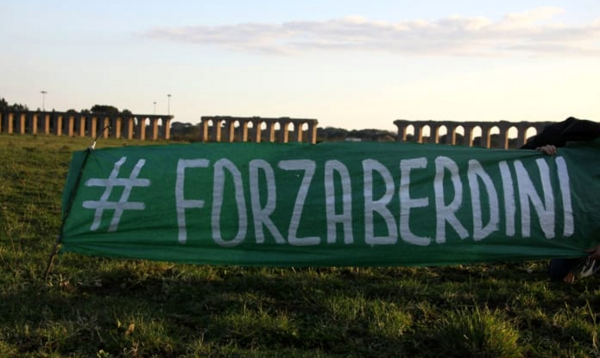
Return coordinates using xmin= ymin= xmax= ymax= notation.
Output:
xmin=521 ymin=117 xmax=600 ymax=149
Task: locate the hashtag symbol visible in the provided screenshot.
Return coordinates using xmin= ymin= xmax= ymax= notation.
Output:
xmin=82 ymin=157 xmax=151 ymax=232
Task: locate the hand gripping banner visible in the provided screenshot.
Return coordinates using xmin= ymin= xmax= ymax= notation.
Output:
xmin=59 ymin=140 xmax=600 ymax=267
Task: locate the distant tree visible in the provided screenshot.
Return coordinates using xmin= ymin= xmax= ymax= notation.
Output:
xmin=13 ymin=103 xmax=29 ymax=111
xmin=0 ymin=97 xmax=8 ymax=111
xmin=318 ymin=127 xmax=349 ymax=141
xmin=88 ymin=105 xmax=134 ymax=118
xmin=349 ymin=128 xmax=395 ymax=142
xmin=0 ymin=97 xmax=28 ymax=111
xmin=90 ymin=105 xmax=119 ymax=114
xmin=170 ymin=122 xmax=200 ymax=142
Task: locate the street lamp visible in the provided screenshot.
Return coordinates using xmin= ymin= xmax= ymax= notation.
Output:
xmin=41 ymin=91 xmax=47 ymax=111
xmin=167 ymin=94 xmax=171 ymax=116
xmin=153 ymin=101 xmax=156 ymax=115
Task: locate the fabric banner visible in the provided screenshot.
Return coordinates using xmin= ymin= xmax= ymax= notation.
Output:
xmin=59 ymin=140 xmax=600 ymax=267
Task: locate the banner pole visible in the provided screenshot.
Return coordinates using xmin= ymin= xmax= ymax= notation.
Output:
xmin=44 ymin=125 xmax=110 ymax=280
xmin=43 ymin=235 xmax=62 ymax=281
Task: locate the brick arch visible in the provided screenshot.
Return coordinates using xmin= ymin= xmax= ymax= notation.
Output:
xmin=394 ymin=119 xmax=553 ymax=148
xmin=435 ymin=124 xmax=448 ymax=144
xmin=199 ymin=116 xmax=319 ymax=143
xmin=453 ymin=125 xmax=465 ymax=145
xmin=506 ymin=125 xmax=519 ymax=148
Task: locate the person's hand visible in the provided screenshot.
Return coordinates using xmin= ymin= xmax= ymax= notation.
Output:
xmin=536 ymin=145 xmax=557 ymax=155
xmin=586 ymin=244 xmax=600 ymax=260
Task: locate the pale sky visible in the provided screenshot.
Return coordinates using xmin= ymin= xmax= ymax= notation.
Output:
xmin=1 ymin=0 xmax=599 ymax=131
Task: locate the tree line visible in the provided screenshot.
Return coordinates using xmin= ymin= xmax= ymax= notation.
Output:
xmin=0 ymin=97 xmax=28 ymax=112
xmin=0 ymin=97 xmax=131 ymax=116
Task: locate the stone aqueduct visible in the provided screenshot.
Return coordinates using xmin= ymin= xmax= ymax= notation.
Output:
xmin=393 ymin=119 xmax=552 ymax=149
xmin=0 ymin=111 xmax=173 ymax=140
xmin=0 ymin=111 xmax=551 ymax=148
xmin=199 ymin=116 xmax=320 ymax=144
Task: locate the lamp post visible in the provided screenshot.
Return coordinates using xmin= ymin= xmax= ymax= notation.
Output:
xmin=41 ymin=91 xmax=47 ymax=111
xmin=153 ymin=101 xmax=156 ymax=115
xmin=167 ymin=94 xmax=171 ymax=116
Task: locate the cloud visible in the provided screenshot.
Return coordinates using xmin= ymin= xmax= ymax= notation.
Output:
xmin=143 ymin=7 xmax=600 ymax=57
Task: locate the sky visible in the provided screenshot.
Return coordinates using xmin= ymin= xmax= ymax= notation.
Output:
xmin=1 ymin=0 xmax=599 ymax=131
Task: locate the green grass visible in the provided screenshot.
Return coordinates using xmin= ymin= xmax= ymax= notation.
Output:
xmin=1 ymin=134 xmax=600 ymax=357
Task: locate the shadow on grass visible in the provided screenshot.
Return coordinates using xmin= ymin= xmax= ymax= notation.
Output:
xmin=1 ymin=254 xmax=599 ymax=357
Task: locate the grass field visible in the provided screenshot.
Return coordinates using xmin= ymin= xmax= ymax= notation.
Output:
xmin=1 ymin=134 xmax=599 ymax=358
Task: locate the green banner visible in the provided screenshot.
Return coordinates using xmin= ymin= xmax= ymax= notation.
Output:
xmin=59 ymin=140 xmax=600 ymax=267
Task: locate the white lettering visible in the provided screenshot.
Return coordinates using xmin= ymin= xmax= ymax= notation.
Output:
xmin=324 ymin=160 xmax=354 ymax=244
xmin=174 ymin=153 xmax=569 ymax=249
xmin=556 ymin=157 xmax=574 ymax=237
xmin=175 ymin=159 xmax=209 ymax=244
xmin=499 ymin=161 xmax=516 ymax=237
xmin=278 ymin=160 xmax=320 ymax=246
xmin=212 ymin=159 xmax=248 ymax=247
xmin=363 ymin=159 xmax=398 ymax=245
xmin=399 ymin=158 xmax=431 ymax=246
xmin=468 ymin=160 xmax=500 ymax=241
xmin=249 ymin=160 xmax=285 ymax=244
xmin=434 ymin=156 xmax=468 ymax=243
xmin=514 ymin=159 xmax=555 ymax=239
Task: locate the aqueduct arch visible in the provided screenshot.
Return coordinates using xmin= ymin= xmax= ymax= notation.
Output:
xmin=199 ymin=116 xmax=319 ymax=144
xmin=0 ymin=111 xmax=173 ymax=140
xmin=394 ymin=120 xmax=551 ymax=149
xmin=0 ymin=110 xmax=557 ymax=148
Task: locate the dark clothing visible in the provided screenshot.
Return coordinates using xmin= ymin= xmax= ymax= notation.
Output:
xmin=521 ymin=117 xmax=600 ymax=149
xmin=548 ymin=258 xmax=581 ymax=281
xmin=522 ymin=117 xmax=600 ymax=281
